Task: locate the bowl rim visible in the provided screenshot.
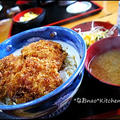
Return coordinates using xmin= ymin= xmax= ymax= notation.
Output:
xmin=13 ymin=7 xmax=45 ymax=23
xmin=72 ymin=21 xmax=118 ymax=37
xmin=85 ymin=36 xmax=120 ymax=88
xmin=0 ymin=26 xmax=86 ymax=110
xmin=72 ymin=21 xmax=118 ymax=30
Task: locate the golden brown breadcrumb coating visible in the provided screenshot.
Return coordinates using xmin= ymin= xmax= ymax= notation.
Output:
xmin=22 ymin=40 xmax=67 ymax=70
xmin=0 ymin=40 xmax=67 ymax=104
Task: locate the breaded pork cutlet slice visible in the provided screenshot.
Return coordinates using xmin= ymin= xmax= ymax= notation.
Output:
xmin=21 ymin=40 xmax=67 ymax=70
xmin=0 ymin=40 xmax=67 ymax=104
xmin=0 ymin=54 xmax=23 ymax=101
xmin=7 ymin=57 xmax=63 ymax=104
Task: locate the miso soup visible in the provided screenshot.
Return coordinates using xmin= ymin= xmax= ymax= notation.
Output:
xmin=89 ymin=49 xmax=120 ymax=85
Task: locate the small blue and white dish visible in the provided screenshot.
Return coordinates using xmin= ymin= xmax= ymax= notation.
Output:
xmin=0 ymin=26 xmax=86 ymax=119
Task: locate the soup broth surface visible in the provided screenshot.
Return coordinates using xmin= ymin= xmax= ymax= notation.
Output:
xmin=89 ymin=49 xmax=120 ymax=85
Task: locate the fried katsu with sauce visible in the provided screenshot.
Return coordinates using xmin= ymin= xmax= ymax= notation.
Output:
xmin=0 ymin=40 xmax=67 ymax=104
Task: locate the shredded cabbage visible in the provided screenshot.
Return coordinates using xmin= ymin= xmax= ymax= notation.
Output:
xmin=74 ymin=22 xmax=114 ymax=47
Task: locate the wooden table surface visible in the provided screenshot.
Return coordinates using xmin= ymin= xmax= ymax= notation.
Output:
xmin=61 ymin=1 xmax=119 ymax=28
xmin=0 ymin=18 xmax=12 ymax=43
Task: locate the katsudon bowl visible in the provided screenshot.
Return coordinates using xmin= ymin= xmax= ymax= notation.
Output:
xmin=0 ymin=26 xmax=86 ymax=119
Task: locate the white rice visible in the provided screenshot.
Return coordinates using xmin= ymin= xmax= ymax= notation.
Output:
xmin=55 ymin=41 xmax=80 ymax=82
